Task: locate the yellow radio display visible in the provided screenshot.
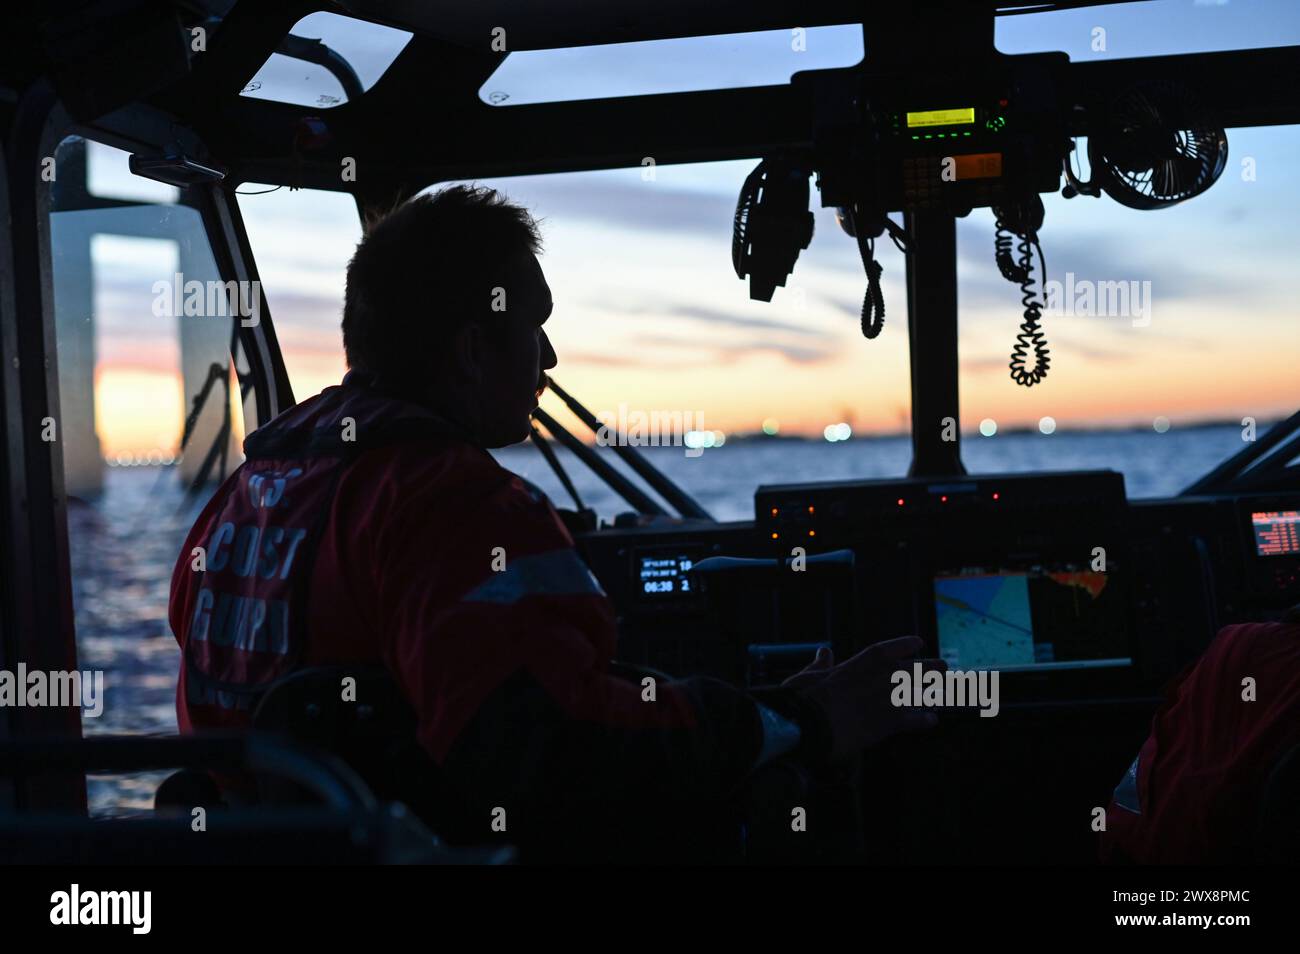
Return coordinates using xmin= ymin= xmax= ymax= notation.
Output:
xmin=906 ymin=107 xmax=976 ymax=128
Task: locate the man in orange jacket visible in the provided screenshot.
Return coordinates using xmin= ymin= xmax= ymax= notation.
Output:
xmin=170 ymin=185 xmax=940 ymax=854
xmin=1100 ymin=612 xmax=1300 ymax=863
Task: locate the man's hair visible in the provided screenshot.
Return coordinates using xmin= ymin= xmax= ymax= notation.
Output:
xmin=342 ymin=185 xmax=541 ymax=388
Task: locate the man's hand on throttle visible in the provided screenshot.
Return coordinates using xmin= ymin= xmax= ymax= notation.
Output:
xmin=782 ymin=636 xmax=946 ymax=760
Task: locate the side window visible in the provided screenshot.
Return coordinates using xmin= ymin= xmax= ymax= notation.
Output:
xmin=48 ymin=135 xmax=255 ymax=812
xmin=237 ymin=184 xmax=361 ymax=400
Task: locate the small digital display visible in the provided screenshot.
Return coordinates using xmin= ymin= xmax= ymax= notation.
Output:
xmin=934 ymin=567 xmax=1129 ymax=672
xmin=906 ymin=107 xmax=976 ymax=128
xmin=639 ymin=554 xmax=695 ymax=597
xmin=953 ymin=152 xmax=1003 ymax=180
xmin=1252 ymin=510 xmax=1300 ymax=556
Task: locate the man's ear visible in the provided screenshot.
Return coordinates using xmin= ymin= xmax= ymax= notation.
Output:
xmin=450 ymin=322 xmax=483 ymax=382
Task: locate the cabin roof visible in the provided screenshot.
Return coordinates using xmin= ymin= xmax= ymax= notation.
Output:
xmin=5 ymin=1 xmax=1300 ymax=198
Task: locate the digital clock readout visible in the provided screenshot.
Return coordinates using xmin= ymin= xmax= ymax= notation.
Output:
xmin=639 ymin=555 xmax=695 ymax=597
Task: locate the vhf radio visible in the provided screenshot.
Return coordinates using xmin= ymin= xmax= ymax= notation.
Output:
xmin=805 ymin=51 xmax=1070 ymax=216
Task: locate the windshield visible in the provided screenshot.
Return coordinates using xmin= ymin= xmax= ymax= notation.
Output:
xmin=237 ymin=146 xmax=1299 ymax=522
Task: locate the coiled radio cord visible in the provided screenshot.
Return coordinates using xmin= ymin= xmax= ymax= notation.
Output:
xmin=858 ymin=234 xmax=885 ymax=339
xmin=851 ymin=212 xmax=885 ymax=339
xmin=995 ymin=209 xmax=1050 ymax=387
xmin=848 ymin=207 xmax=910 ymax=340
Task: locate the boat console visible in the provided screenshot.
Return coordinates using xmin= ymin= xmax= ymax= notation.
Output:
xmin=579 ymin=473 xmax=1300 ymax=703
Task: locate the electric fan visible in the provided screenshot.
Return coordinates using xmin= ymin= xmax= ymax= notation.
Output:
xmin=1069 ymin=80 xmax=1228 ymax=210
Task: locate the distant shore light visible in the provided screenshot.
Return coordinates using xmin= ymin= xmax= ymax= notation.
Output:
xmin=1153 ymin=416 xmax=1171 ymax=434
xmin=1039 ymin=416 xmax=1057 ymax=435
xmin=979 ymin=418 xmax=998 ymax=437
xmin=761 ymin=418 xmax=780 ymax=436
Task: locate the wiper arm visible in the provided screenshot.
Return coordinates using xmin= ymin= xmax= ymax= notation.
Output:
xmin=544 ymin=377 xmax=714 ymax=521
xmin=528 ymin=423 xmax=586 ymax=511
xmin=532 ymin=408 xmax=667 ymax=518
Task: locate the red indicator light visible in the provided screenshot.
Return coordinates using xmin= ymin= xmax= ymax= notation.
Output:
xmin=999 ymin=98 xmax=1008 ymax=107
xmin=941 ymin=495 xmax=948 ymax=503
xmin=771 ymin=507 xmax=779 ymax=517
xmin=992 ymin=492 xmax=1000 ymax=501
xmin=896 ymin=498 xmax=905 ymax=506
xmin=807 ymin=505 xmax=815 ymax=515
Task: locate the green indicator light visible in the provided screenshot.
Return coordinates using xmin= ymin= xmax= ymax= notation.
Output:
xmin=963 ymin=131 xmax=972 ymax=136
xmin=911 ymin=135 xmax=920 ymax=140
xmin=924 ymin=134 xmax=933 ymax=139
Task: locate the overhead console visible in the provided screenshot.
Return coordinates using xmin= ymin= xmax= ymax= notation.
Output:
xmin=807 ymin=51 xmax=1070 ymax=218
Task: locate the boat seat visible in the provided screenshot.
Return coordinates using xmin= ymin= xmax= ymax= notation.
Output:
xmin=248 ymin=664 xmax=448 ymax=823
xmin=155 ymin=767 xmax=227 ymax=810
xmin=239 ymin=662 xmax=854 ymax=862
xmin=5 ymin=733 xmax=498 ymax=864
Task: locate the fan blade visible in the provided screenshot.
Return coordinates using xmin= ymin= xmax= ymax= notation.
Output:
xmin=1151 ymin=159 xmax=1183 ymax=199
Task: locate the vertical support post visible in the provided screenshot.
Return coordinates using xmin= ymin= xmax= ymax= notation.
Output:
xmin=905 ymin=210 xmax=965 ymax=477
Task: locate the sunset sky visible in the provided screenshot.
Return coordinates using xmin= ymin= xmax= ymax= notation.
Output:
xmin=60 ymin=0 xmax=1300 ymax=458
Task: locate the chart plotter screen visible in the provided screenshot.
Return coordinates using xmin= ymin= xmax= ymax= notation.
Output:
xmin=933 ymin=567 xmax=1130 ymax=672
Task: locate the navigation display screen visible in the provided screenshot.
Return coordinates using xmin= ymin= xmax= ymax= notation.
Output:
xmin=933 ymin=567 xmax=1129 ymax=672
xmin=1252 ymin=510 xmax=1300 ymax=556
xmin=638 ymin=554 xmax=696 ymax=598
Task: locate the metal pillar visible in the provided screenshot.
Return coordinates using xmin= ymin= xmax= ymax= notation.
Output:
xmin=905 ymin=210 xmax=966 ymax=477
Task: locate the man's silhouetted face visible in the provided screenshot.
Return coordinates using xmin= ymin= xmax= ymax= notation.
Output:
xmin=448 ymin=250 xmax=557 ymax=448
